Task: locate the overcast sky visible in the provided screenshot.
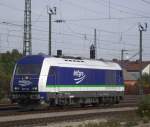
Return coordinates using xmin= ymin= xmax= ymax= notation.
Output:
xmin=0 ymin=0 xmax=150 ymax=60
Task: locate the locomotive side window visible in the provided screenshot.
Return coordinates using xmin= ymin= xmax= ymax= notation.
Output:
xmin=48 ymin=67 xmax=55 ymax=76
xmin=120 ymin=71 xmax=123 ymax=78
xmin=105 ymin=70 xmax=116 ymax=84
xmin=15 ymin=64 xmax=42 ymax=75
xmin=119 ymin=71 xmax=123 ymax=82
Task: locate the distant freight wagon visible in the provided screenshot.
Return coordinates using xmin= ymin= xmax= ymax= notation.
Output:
xmin=10 ymin=55 xmax=124 ymax=107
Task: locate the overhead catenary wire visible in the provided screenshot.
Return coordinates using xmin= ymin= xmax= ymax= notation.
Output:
xmin=1 ymin=21 xmax=150 ymax=46
xmin=1 ymin=31 xmax=150 ymax=51
xmin=141 ymin=0 xmax=150 ymax=5
xmin=93 ymin=0 xmax=150 ymax=17
xmin=1 ymin=21 xmax=150 ymax=50
xmin=0 ymin=2 xmax=148 ymax=59
xmin=62 ymin=0 xmax=105 ymax=16
xmin=2 ymin=20 xmax=150 ymax=38
xmin=0 ymin=1 xmax=49 ymax=18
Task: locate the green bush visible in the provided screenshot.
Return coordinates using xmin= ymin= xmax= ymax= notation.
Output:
xmin=106 ymin=121 xmax=121 ymax=127
xmin=78 ymin=125 xmax=83 ymax=127
xmin=137 ymin=95 xmax=150 ymax=117
xmin=76 ymin=121 xmax=121 ymax=127
xmin=84 ymin=122 xmax=99 ymax=127
xmin=124 ymin=121 xmax=138 ymax=127
xmin=142 ymin=116 xmax=149 ymax=123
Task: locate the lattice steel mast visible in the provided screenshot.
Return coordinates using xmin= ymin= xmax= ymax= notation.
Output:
xmin=23 ymin=0 xmax=32 ymax=56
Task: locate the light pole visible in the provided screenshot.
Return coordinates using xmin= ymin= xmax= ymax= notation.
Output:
xmin=121 ymin=49 xmax=128 ymax=68
xmin=138 ymin=23 xmax=147 ymax=95
xmin=47 ymin=7 xmax=56 ymax=56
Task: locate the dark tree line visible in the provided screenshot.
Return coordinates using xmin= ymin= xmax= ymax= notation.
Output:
xmin=0 ymin=49 xmax=22 ymax=100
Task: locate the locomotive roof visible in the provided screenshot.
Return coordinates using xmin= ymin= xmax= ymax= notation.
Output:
xmin=17 ymin=55 xmax=122 ymax=70
xmin=44 ymin=56 xmax=122 ymax=70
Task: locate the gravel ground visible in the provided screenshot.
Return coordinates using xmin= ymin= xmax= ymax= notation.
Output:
xmin=36 ymin=119 xmax=108 ymax=127
xmin=0 ymin=107 xmax=137 ymax=122
xmin=35 ymin=119 xmax=150 ymax=127
xmin=135 ymin=123 xmax=150 ymax=127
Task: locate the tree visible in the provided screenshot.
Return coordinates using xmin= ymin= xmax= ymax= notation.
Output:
xmin=138 ymin=73 xmax=150 ymax=87
xmin=0 ymin=49 xmax=22 ymax=100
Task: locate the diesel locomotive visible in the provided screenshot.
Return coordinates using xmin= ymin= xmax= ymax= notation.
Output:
xmin=11 ymin=55 xmax=124 ymax=106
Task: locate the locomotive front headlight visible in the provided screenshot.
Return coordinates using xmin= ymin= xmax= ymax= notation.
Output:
xmin=32 ymin=86 xmax=38 ymax=91
xmin=14 ymin=87 xmax=19 ymax=91
xmin=34 ymin=87 xmax=38 ymax=90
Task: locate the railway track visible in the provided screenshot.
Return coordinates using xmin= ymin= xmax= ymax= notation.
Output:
xmin=0 ymin=95 xmax=140 ymax=126
xmin=0 ymin=104 xmax=18 ymax=110
xmin=0 ymin=95 xmax=139 ymax=116
xmin=0 ymin=106 xmax=137 ymax=127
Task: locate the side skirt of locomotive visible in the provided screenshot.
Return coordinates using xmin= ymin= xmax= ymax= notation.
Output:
xmin=42 ymin=84 xmax=124 ymax=106
xmin=45 ymin=91 xmax=124 ymax=106
xmin=11 ymin=91 xmax=124 ymax=108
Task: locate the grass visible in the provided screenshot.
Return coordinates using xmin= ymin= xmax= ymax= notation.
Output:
xmin=64 ymin=121 xmax=140 ymax=127
xmin=77 ymin=121 xmax=121 ymax=127
xmin=137 ymin=95 xmax=150 ymax=117
xmin=0 ymin=98 xmax=11 ymax=104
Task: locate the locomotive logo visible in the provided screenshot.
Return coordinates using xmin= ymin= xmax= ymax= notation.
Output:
xmin=18 ymin=80 xmax=32 ymax=87
xmin=73 ymin=70 xmax=86 ymax=84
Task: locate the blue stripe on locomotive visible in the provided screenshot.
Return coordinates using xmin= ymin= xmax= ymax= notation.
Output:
xmin=46 ymin=66 xmax=123 ymax=86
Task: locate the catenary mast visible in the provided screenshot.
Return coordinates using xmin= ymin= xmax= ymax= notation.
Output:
xmin=23 ymin=0 xmax=32 ymax=56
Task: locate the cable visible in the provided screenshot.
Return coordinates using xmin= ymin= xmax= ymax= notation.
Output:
xmin=0 ymin=1 xmax=46 ymax=17
xmin=126 ymin=52 xmax=139 ymax=61
xmin=2 ymin=20 xmax=149 ymax=38
xmin=1 ymin=24 xmax=150 ymax=55
xmin=141 ymin=0 xmax=150 ymax=4
xmin=62 ymin=0 xmax=105 ymax=16
xmin=65 ymin=21 xmax=150 ymax=37
xmin=0 ymin=2 xmax=24 ymax=12
xmin=0 ymin=21 xmax=23 ymax=27
xmin=61 ymin=16 xmax=150 ymax=21
xmin=94 ymin=0 xmax=149 ymax=17
xmin=66 ymin=22 xmax=119 ymax=35
xmin=0 ymin=32 xmax=141 ymax=52
xmin=23 ymin=15 xmax=150 ymax=23
xmin=32 ymin=7 xmax=47 ymax=26
xmin=1 ymin=27 xmax=149 ymax=48
xmin=122 ymin=23 xmax=137 ymax=33
xmin=1 ymin=21 xmax=150 ymax=47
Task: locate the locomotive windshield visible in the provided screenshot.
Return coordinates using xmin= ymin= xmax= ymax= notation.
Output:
xmin=15 ymin=64 xmax=42 ymax=75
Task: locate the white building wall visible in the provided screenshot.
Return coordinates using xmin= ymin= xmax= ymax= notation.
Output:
xmin=142 ymin=64 xmax=150 ymax=75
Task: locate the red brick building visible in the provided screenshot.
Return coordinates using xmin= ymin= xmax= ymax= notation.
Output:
xmin=114 ymin=60 xmax=150 ymax=94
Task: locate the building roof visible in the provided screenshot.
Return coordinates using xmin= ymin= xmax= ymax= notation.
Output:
xmin=113 ymin=60 xmax=150 ymax=72
xmin=123 ymin=61 xmax=149 ymax=72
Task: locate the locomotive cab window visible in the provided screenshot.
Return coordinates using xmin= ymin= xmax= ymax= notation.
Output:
xmin=15 ymin=64 xmax=42 ymax=75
